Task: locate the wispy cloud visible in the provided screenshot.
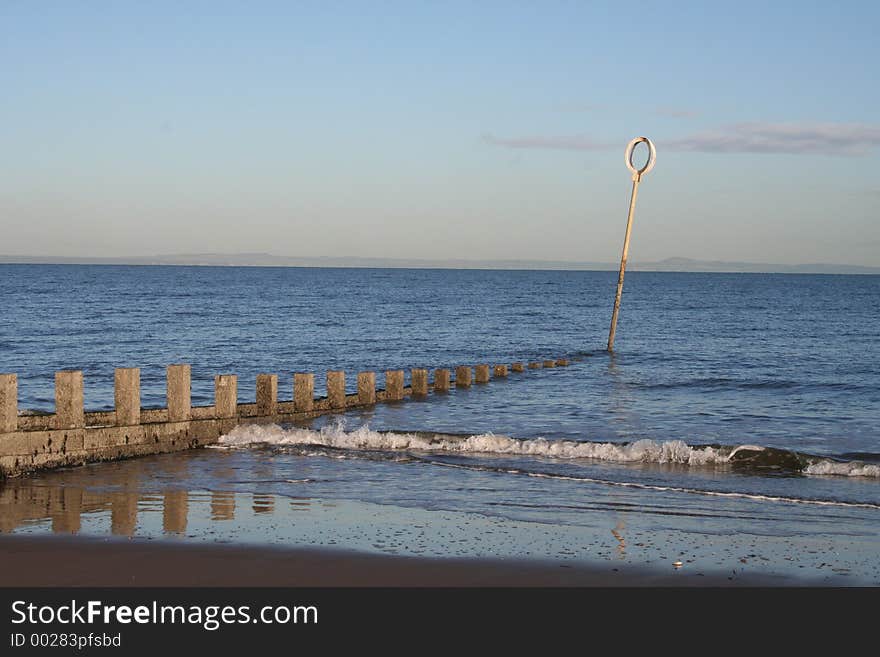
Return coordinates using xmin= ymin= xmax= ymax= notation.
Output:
xmin=484 ymin=122 xmax=880 ymax=156
xmin=667 ymin=122 xmax=880 ymax=155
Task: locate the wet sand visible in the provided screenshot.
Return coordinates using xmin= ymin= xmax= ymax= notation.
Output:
xmin=2 ymin=451 xmax=876 ymax=586
xmin=0 ymin=535 xmax=790 ymax=587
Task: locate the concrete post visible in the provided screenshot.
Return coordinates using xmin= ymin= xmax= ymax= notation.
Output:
xmin=528 ymin=362 xmax=542 ymax=369
xmin=543 ymin=360 xmax=556 ymax=368
xmin=434 ymin=369 xmax=451 ymax=391
xmin=114 ymin=368 xmax=141 ymax=426
xmin=511 ymin=362 xmax=524 ymax=372
xmin=215 ymin=375 xmax=238 ymax=419
xmin=294 ymin=373 xmax=314 ymax=412
xmin=166 ymin=364 xmax=191 ymax=422
xmin=0 ymin=374 xmax=17 ymax=433
xmin=327 ymin=371 xmax=346 ymax=409
xmin=55 ymin=370 xmax=84 ymax=429
xmin=475 ymin=364 xmax=490 ymax=383
xmin=455 ymin=366 xmax=472 ymax=387
xmin=357 ymin=372 xmax=376 ymax=405
xmin=411 ymin=369 xmax=428 ymax=396
xmin=256 ymin=373 xmax=278 ymax=416
xmin=493 ymin=364 xmax=509 ymax=377
xmin=385 ymin=370 xmax=404 ymax=400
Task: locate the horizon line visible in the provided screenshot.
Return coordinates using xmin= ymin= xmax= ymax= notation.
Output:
xmin=1 ymin=254 xmax=878 ymax=275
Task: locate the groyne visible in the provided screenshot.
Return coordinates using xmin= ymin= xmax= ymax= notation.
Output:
xmin=0 ymin=358 xmax=570 ymax=477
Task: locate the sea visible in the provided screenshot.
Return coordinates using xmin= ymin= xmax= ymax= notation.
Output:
xmin=1 ymin=264 xmax=878 ymax=583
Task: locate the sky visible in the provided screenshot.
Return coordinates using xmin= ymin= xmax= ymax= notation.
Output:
xmin=1 ymin=1 xmax=878 ymax=265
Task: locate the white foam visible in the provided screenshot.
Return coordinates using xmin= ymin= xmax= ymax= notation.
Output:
xmin=804 ymin=461 xmax=880 ymax=478
xmin=219 ymin=423 xmax=727 ymax=465
xmin=218 ymin=423 xmax=880 ymax=479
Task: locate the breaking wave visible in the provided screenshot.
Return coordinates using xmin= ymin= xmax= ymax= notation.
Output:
xmin=217 ymin=423 xmax=880 ymax=479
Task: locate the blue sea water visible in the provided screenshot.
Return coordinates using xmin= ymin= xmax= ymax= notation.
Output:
xmin=1 ymin=264 xmax=879 ymax=582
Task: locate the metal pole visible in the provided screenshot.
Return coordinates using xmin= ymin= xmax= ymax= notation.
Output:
xmin=607 ymin=137 xmax=656 ymax=352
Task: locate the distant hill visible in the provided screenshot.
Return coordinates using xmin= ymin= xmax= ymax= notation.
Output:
xmin=629 ymin=257 xmax=880 ymax=275
xmin=1 ymin=253 xmax=878 ymax=274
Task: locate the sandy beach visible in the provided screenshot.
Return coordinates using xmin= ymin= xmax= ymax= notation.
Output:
xmin=0 ymin=535 xmax=793 ymax=587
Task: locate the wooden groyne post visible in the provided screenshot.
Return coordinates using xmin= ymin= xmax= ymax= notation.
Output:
xmin=0 ymin=374 xmax=18 ymax=434
xmin=0 ymin=353 xmax=575 ymax=477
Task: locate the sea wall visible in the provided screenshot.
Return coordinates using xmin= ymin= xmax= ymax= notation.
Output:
xmin=0 ymin=359 xmax=570 ymax=477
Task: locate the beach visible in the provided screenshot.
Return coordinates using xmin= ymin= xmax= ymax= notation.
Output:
xmin=2 ymin=447 xmax=876 ymax=586
xmin=0 ymin=535 xmax=794 ymax=587
xmin=1 ymin=266 xmax=878 ymax=588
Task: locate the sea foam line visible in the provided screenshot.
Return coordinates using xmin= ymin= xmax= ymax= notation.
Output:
xmin=216 ymin=423 xmax=880 ymax=480
xmin=218 ymin=423 xmax=729 ymax=464
xmin=425 ymin=461 xmax=880 ymax=510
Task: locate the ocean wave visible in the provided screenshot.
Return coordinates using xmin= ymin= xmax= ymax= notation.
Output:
xmin=803 ymin=461 xmax=880 ymax=477
xmin=217 ymin=423 xmax=880 ymax=479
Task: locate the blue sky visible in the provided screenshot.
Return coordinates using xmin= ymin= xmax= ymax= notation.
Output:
xmin=1 ymin=1 xmax=878 ymax=264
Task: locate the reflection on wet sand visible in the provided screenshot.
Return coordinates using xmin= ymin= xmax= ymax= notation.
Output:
xmin=0 ymin=451 xmax=320 ymax=539
xmin=0 ymin=484 xmax=88 ymax=535
xmin=211 ymin=491 xmax=235 ymax=521
xmin=50 ymin=488 xmax=82 ymax=534
xmin=0 ymin=476 xmax=288 ymax=538
xmin=252 ymin=494 xmax=274 ymax=514
xmin=111 ymin=492 xmax=139 ymax=536
xmin=162 ymin=491 xmax=189 ymax=534
xmin=611 ymin=518 xmax=626 ymax=559
xmin=290 ymin=497 xmax=312 ymax=511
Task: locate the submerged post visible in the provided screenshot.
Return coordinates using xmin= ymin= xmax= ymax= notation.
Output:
xmin=434 ymin=368 xmax=451 ymax=391
xmin=608 ymin=136 xmax=656 ymax=352
xmin=411 ymin=369 xmax=428 ymax=396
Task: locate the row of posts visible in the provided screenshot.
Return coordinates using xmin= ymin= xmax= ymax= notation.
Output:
xmin=0 ymin=359 xmax=570 ymax=433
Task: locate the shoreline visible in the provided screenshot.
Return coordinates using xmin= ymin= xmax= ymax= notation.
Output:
xmin=0 ymin=535 xmax=801 ymax=587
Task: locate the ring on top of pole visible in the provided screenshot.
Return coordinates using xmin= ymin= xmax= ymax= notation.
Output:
xmin=624 ymin=136 xmax=656 ymax=181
